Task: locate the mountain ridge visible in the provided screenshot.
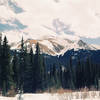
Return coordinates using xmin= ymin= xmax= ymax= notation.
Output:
xmin=11 ymin=36 xmax=98 ymax=56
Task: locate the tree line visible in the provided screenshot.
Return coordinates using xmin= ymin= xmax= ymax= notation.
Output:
xmin=0 ymin=36 xmax=100 ymax=96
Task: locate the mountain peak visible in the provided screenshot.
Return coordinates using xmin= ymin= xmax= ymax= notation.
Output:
xmin=77 ymin=40 xmax=87 ymax=47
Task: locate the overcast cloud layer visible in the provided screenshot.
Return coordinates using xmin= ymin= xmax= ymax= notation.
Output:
xmin=16 ymin=0 xmax=100 ymax=38
xmin=0 ymin=0 xmax=100 ymax=44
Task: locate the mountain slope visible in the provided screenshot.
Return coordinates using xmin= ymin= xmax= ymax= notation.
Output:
xmin=11 ymin=36 xmax=97 ymax=55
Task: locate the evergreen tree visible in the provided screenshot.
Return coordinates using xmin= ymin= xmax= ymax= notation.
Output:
xmin=1 ymin=36 xmax=13 ymax=96
xmin=12 ymin=50 xmax=19 ymax=90
xmin=85 ymin=57 xmax=92 ymax=88
xmin=63 ymin=67 xmax=69 ymax=89
xmin=59 ymin=65 xmax=63 ymax=88
xmin=19 ymin=37 xmax=27 ymax=91
xmin=51 ymin=64 xmax=57 ymax=88
xmin=76 ymin=57 xmax=82 ymax=88
xmin=34 ymin=43 xmax=45 ymax=92
xmin=69 ymin=56 xmax=75 ymax=89
xmin=0 ymin=33 xmax=2 ymax=89
xmin=42 ymin=56 xmax=47 ymax=91
xmin=49 ymin=64 xmax=62 ymax=89
xmin=54 ymin=65 xmax=61 ymax=89
xmin=23 ymin=47 xmax=34 ymax=93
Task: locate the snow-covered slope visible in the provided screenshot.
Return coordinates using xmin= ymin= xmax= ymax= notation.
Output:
xmin=91 ymin=44 xmax=100 ymax=50
xmin=11 ymin=36 xmax=97 ymax=56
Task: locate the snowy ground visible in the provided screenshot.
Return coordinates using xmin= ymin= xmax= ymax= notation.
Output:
xmin=0 ymin=91 xmax=100 ymax=100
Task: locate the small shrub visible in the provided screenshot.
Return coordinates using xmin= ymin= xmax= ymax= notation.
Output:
xmin=6 ymin=86 xmax=16 ymax=97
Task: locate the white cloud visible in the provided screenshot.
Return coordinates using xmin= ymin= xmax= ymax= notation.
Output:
xmin=16 ymin=0 xmax=100 ymax=38
xmin=1 ymin=0 xmax=100 ymax=43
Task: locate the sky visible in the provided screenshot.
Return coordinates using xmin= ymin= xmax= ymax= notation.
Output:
xmin=0 ymin=0 xmax=100 ymax=45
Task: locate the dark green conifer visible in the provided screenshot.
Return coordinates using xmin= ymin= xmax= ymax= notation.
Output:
xmin=1 ymin=36 xmax=13 ymax=96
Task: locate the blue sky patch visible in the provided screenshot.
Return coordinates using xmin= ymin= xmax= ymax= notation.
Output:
xmin=81 ymin=37 xmax=100 ymax=45
xmin=0 ymin=19 xmax=27 ymax=32
xmin=12 ymin=19 xmax=27 ymax=30
xmin=0 ymin=23 xmax=14 ymax=32
xmin=8 ymin=0 xmax=24 ymax=14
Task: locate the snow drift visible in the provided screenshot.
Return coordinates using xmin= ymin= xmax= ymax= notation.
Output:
xmin=0 ymin=91 xmax=100 ymax=100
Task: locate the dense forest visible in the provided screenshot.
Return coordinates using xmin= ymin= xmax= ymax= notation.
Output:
xmin=0 ymin=36 xmax=100 ymax=96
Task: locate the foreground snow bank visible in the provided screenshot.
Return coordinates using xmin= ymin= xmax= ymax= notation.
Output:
xmin=0 ymin=96 xmax=15 ymax=100
xmin=22 ymin=94 xmax=51 ymax=100
xmin=0 ymin=91 xmax=100 ymax=100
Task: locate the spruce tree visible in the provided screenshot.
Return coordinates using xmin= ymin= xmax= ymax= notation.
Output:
xmin=85 ymin=57 xmax=92 ymax=88
xmin=23 ymin=47 xmax=34 ymax=93
xmin=68 ymin=56 xmax=75 ymax=89
xmin=51 ymin=64 xmax=56 ymax=88
xmin=1 ymin=36 xmax=13 ymax=96
xmin=0 ymin=33 xmax=2 ymax=89
xmin=12 ymin=50 xmax=19 ymax=90
xmin=19 ymin=37 xmax=27 ymax=92
xmin=42 ymin=56 xmax=47 ymax=91
xmin=34 ymin=43 xmax=45 ymax=92
xmin=59 ymin=65 xmax=63 ymax=88
xmin=76 ymin=57 xmax=82 ymax=88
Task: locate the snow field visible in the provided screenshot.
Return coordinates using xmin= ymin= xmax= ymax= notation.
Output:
xmin=0 ymin=91 xmax=100 ymax=100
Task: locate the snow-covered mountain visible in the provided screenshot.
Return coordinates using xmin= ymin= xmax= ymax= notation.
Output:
xmin=91 ymin=44 xmax=100 ymax=50
xmin=11 ymin=36 xmax=97 ymax=56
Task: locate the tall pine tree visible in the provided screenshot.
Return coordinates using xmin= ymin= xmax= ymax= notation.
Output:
xmin=34 ymin=43 xmax=45 ymax=92
xmin=1 ymin=36 xmax=13 ymax=96
xmin=12 ymin=50 xmax=19 ymax=90
xmin=23 ymin=47 xmax=34 ymax=93
xmin=19 ymin=37 xmax=27 ymax=92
